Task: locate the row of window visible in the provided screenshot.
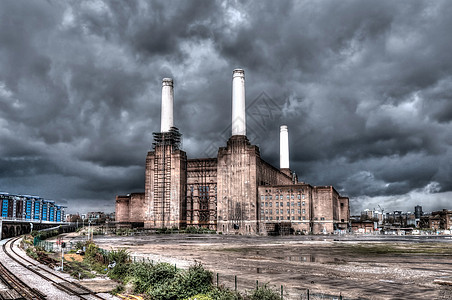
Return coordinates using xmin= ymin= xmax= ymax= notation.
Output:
xmin=262 ymin=216 xmax=327 ymax=221
xmin=261 ymin=194 xmax=306 ymax=201
xmin=262 ymin=201 xmax=306 ymax=208
xmin=263 ymin=188 xmax=306 ymax=193
xmin=262 ymin=209 xmax=306 ymax=215
xmin=2 ymin=199 xmax=62 ymax=221
xmin=263 ymin=216 xmax=306 ymax=221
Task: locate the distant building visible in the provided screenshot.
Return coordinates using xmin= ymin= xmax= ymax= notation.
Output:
xmin=105 ymin=212 xmax=115 ymax=221
xmin=360 ymin=209 xmax=383 ymax=224
xmin=384 ymin=211 xmax=416 ymax=228
xmin=65 ymin=213 xmax=81 ymax=222
xmin=428 ymin=210 xmax=452 ymax=230
xmin=0 ymin=192 xmax=65 ymax=222
xmin=414 ymin=205 xmax=423 ymax=219
xmin=351 ymin=221 xmax=375 ymax=234
xmin=87 ymin=211 xmax=106 ymax=223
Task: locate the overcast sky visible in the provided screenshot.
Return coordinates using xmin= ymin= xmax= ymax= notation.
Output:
xmin=1 ymin=0 xmax=451 ymax=215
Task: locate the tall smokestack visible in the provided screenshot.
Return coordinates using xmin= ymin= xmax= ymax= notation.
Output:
xmin=161 ymin=78 xmax=174 ymax=133
xmin=232 ymin=69 xmax=246 ymax=136
xmin=280 ymin=125 xmax=289 ymax=169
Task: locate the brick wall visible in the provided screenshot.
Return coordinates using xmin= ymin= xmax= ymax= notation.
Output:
xmin=115 ymin=195 xmax=130 ymax=223
xmin=129 ymin=193 xmax=145 ymax=222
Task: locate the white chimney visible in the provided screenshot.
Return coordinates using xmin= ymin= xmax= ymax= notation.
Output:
xmin=161 ymin=78 xmax=174 ymax=133
xmin=280 ymin=125 xmax=289 ymax=169
xmin=231 ymin=69 xmax=246 ymax=136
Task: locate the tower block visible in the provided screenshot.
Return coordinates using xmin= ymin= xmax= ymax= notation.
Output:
xmin=144 ymin=79 xmax=187 ymax=229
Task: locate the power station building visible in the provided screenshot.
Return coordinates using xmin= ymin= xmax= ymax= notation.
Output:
xmin=116 ymin=69 xmax=349 ymax=235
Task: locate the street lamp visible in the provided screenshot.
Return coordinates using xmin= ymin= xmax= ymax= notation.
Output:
xmin=88 ymin=220 xmax=92 ymax=241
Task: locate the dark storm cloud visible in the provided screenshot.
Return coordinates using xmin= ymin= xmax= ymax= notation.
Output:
xmin=0 ymin=0 xmax=451 ymax=214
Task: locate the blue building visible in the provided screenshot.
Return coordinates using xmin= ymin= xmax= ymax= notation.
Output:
xmin=0 ymin=192 xmax=66 ymax=222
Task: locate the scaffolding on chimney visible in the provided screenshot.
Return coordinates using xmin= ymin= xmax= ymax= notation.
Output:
xmin=152 ymin=127 xmax=182 ymax=227
xmin=152 ymin=127 xmax=182 ymax=150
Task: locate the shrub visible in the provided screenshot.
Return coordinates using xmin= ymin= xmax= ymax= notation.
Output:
xmin=109 ymin=262 xmax=130 ymax=280
xmin=26 ymin=247 xmax=38 ymax=260
xmin=246 ymin=285 xmax=281 ymax=300
xmin=108 ymin=249 xmax=130 ymax=265
xmin=85 ymin=242 xmax=98 ymax=259
xmin=146 ymin=262 xmax=213 ymax=299
xmin=185 ymin=227 xmax=198 ymax=234
xmin=124 ymin=262 xmax=178 ymax=294
xmin=180 ymin=263 xmax=213 ymax=296
xmin=147 ymin=279 xmax=182 ymax=300
xmin=74 ymin=241 xmax=85 ymax=250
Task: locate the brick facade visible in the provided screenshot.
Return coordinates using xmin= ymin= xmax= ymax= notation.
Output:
xmin=116 ymin=134 xmax=350 ymax=235
xmin=257 ymin=184 xmax=349 ymax=234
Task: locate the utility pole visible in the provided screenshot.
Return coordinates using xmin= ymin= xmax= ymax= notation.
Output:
xmin=61 ymin=241 xmax=66 ymax=271
xmin=88 ymin=220 xmax=92 ymax=241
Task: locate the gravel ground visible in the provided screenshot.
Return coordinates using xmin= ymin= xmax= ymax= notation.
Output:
xmin=81 ymin=233 xmax=452 ymax=300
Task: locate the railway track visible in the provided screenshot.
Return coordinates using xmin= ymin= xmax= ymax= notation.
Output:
xmin=0 ymin=256 xmax=47 ymax=300
xmin=1 ymin=236 xmax=106 ymax=300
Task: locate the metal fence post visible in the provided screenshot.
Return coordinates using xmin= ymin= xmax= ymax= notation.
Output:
xmin=307 ymin=289 xmax=309 ymax=300
xmin=281 ymin=285 xmax=283 ymax=299
xmin=217 ymin=273 xmax=219 ymax=287
xmin=235 ymin=275 xmax=237 ymax=291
